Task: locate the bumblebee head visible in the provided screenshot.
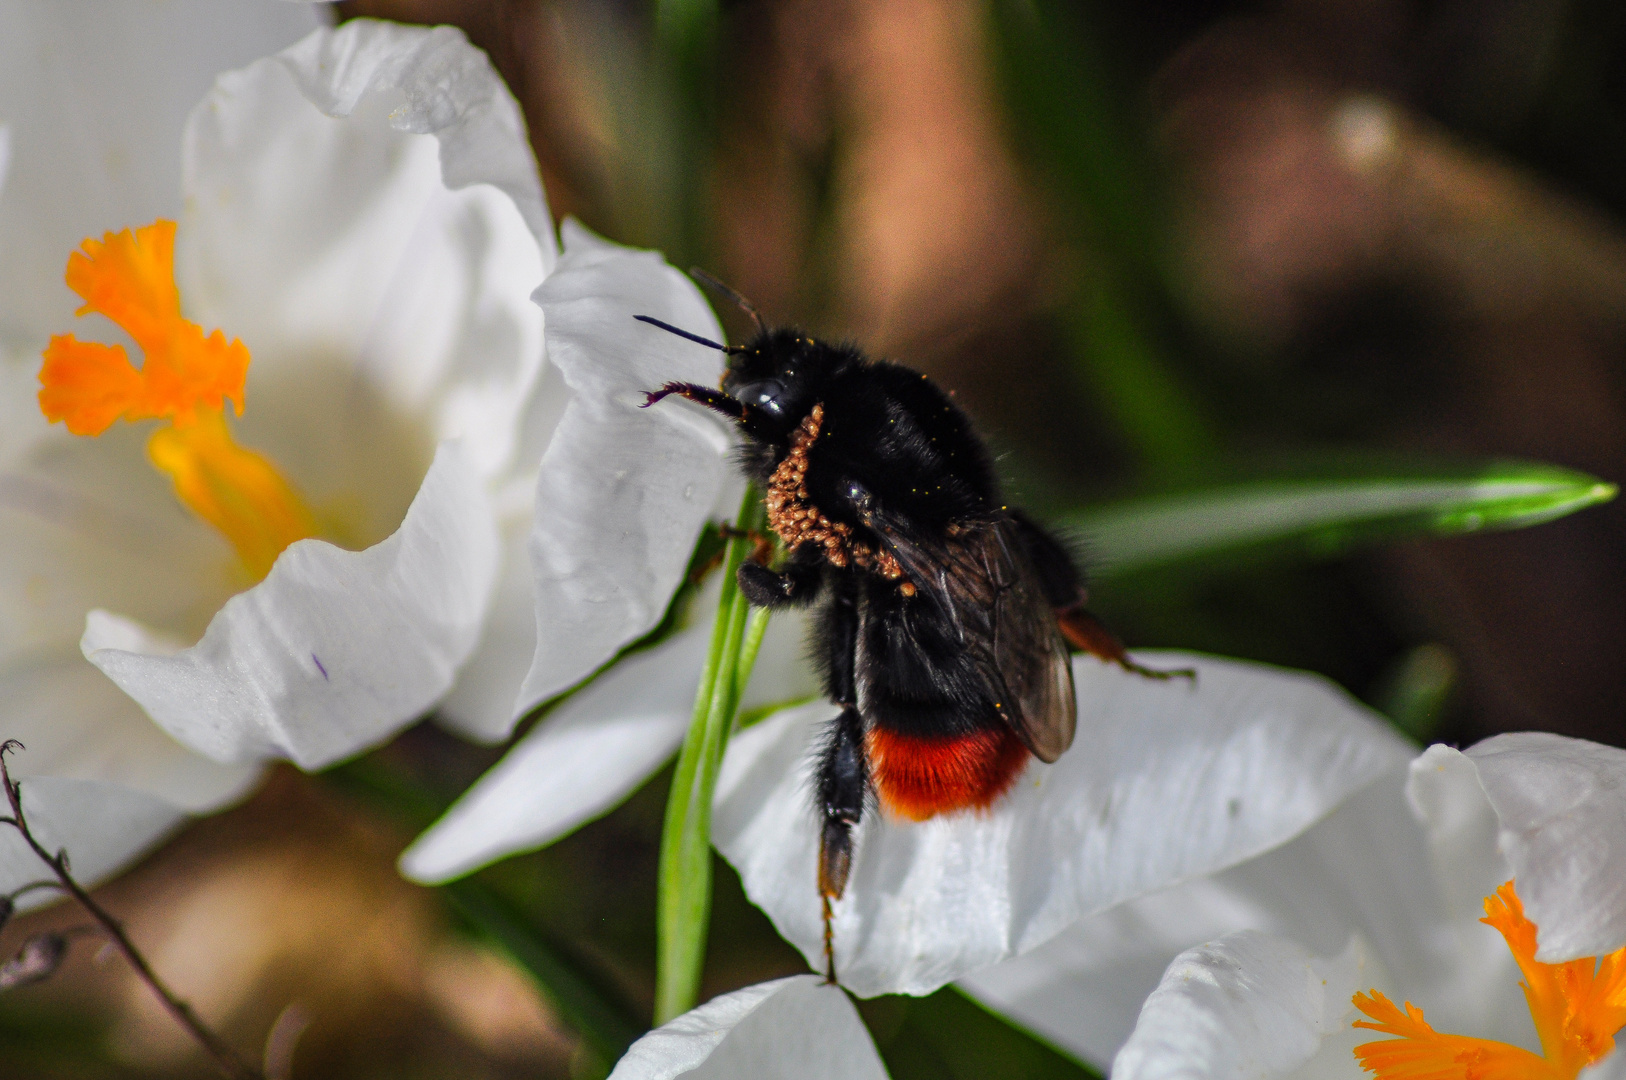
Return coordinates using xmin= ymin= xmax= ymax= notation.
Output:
xmin=635 ymin=313 xmax=839 ymax=446
xmin=720 ymin=328 xmax=831 ymax=435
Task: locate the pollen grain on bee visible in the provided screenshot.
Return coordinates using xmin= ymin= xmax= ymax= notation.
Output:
xmin=764 ymin=403 xmax=908 ymax=581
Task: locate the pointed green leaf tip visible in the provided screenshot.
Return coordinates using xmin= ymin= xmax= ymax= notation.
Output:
xmin=1073 ymin=461 xmax=1617 ymax=578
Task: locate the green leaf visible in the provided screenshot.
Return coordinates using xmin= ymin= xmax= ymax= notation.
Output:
xmin=654 ymin=486 xmax=770 ymax=1024
xmin=441 ymin=879 xmax=646 ymax=1071
xmin=1073 ymin=462 xmax=1617 ymax=577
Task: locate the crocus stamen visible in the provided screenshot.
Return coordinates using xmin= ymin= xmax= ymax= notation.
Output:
xmin=1353 ymin=881 xmax=1626 ymax=1080
xmin=38 ymin=220 xmax=315 ymax=579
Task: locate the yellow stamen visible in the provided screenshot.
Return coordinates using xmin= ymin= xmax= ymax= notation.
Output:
xmin=38 ymin=221 xmax=315 ymax=579
xmin=1353 ymin=881 xmax=1626 ymax=1080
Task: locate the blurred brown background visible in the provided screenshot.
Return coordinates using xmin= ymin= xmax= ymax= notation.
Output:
xmin=5 ymin=1 xmax=1625 ymax=1076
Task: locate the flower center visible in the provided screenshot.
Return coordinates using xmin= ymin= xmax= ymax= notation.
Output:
xmin=37 ymin=220 xmax=316 ymax=580
xmin=1353 ymin=881 xmax=1626 ymax=1080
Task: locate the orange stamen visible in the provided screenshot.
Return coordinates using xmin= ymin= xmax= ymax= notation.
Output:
xmin=38 ymin=221 xmax=314 ymax=579
xmin=1353 ymin=881 xmax=1626 ymax=1080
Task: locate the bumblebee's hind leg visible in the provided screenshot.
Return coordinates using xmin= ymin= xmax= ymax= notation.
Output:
xmin=1055 ymin=604 xmax=1195 ymax=681
xmin=1009 ymin=510 xmax=1195 ymax=682
xmin=814 ymin=576 xmax=866 ymax=983
xmin=817 ymin=706 xmax=866 ymax=982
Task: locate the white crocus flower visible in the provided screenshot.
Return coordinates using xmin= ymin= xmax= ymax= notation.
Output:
xmin=0 ymin=0 xmax=323 ymax=892
xmin=961 ymin=731 xmax=1626 ymax=1080
xmin=607 ymin=975 xmax=888 ymax=1080
xmin=0 ymin=16 xmax=595 ymax=896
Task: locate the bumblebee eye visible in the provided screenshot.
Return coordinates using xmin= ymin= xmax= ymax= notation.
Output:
xmin=734 ymin=380 xmax=786 ymax=417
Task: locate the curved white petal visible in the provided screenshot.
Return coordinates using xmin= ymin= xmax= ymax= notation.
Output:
xmin=714 ymin=652 xmax=1413 ymax=998
xmin=405 ymin=597 xmax=812 ymax=883
xmin=180 ymin=17 xmax=549 ymax=485
xmin=1 ymin=649 xmax=259 ymax=813
xmin=82 ymin=443 xmax=500 ymax=769
xmin=1462 ymin=732 xmax=1626 ymax=961
xmin=518 ymin=219 xmax=733 ymax=713
xmin=1406 ymin=743 xmax=1512 ymax=933
xmin=0 ymin=0 xmax=322 ymax=347
xmin=960 ymin=769 xmax=1528 ymax=1066
xmin=1111 ymin=931 xmax=1367 ymax=1080
xmin=274 ymin=18 xmax=554 ymax=261
xmin=402 ymin=624 xmax=709 ymax=884
xmin=0 ymin=776 xmax=185 ymax=907
xmin=607 ymin=975 xmax=887 ymax=1080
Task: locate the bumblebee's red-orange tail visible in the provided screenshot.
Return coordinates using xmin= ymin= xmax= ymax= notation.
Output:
xmin=865 ymin=725 xmax=1030 ymax=820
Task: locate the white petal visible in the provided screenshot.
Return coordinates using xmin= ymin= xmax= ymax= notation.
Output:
xmin=1406 ymin=744 xmax=1513 ymax=932
xmin=1111 ymin=931 xmax=1366 ymax=1080
xmin=0 ymin=0 xmax=322 ymax=347
xmin=1463 ymin=732 xmax=1626 ymax=960
xmin=607 ymin=975 xmax=887 ymax=1080
xmin=961 ymin=767 xmax=1528 ymax=1066
xmin=180 ymin=18 xmax=548 ymax=484
xmin=1 ymin=649 xmax=259 ymax=813
xmin=518 ymin=220 xmax=732 ymax=712
xmin=406 ymin=598 xmax=813 ymax=882
xmin=274 ymin=18 xmax=554 ymax=260
xmin=0 ymin=776 xmax=185 ymax=906
xmin=714 ymin=652 xmax=1412 ymax=998
xmin=82 ymin=442 xmax=500 ymax=769
xmin=402 ymin=624 xmax=709 ymax=883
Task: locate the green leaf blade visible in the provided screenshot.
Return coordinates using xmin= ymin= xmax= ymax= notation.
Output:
xmin=1074 ymin=463 xmax=1617 ymax=577
xmin=654 ymin=487 xmax=770 ymax=1024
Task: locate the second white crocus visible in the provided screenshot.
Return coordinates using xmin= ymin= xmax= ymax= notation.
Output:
xmin=960 ymin=730 xmax=1626 ymax=1079
xmin=607 ymin=975 xmax=888 ymax=1080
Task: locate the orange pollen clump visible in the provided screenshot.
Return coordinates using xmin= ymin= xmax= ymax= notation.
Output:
xmin=1352 ymin=881 xmax=1626 ymax=1080
xmin=763 ymin=403 xmax=909 ymax=585
xmin=38 ymin=220 xmax=315 ymax=580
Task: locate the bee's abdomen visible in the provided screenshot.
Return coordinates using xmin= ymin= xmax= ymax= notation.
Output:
xmin=864 ymin=723 xmax=1029 ymax=820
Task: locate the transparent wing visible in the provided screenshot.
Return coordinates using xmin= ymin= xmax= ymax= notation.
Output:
xmin=865 ymin=508 xmax=1077 ymax=762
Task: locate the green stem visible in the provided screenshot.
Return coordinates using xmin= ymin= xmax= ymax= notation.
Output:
xmin=654 ymin=486 xmax=769 ymax=1023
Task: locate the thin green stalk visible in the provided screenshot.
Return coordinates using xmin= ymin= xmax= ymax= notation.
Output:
xmin=655 ymin=487 xmax=769 ymax=1023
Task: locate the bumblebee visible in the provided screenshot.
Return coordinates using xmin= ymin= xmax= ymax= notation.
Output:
xmin=640 ymin=280 xmax=1180 ymax=976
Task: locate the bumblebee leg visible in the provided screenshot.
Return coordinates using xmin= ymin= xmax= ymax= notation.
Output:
xmin=1056 ymin=604 xmax=1196 ymax=682
xmin=815 ymin=578 xmax=865 ymax=982
xmin=817 ymin=705 xmax=866 ymax=982
xmin=737 ymin=546 xmax=822 ymax=608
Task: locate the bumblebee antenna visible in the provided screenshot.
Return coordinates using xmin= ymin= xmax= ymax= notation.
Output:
xmin=690 ymin=268 xmax=766 ymax=335
xmin=634 ymin=315 xmax=749 ymax=355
